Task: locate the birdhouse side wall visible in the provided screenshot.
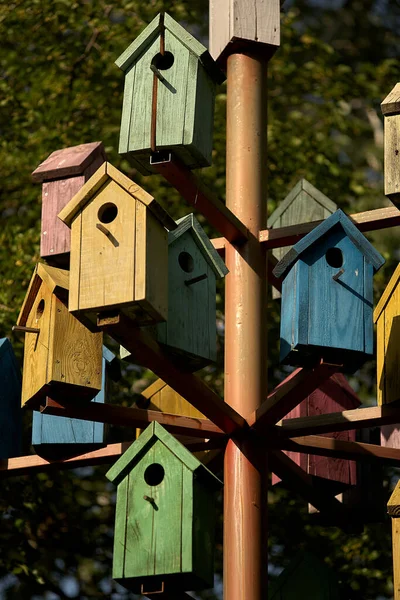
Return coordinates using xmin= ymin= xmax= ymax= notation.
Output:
xmin=156 ymin=231 xmax=216 ymax=368
xmin=279 ymin=260 xmax=308 ymax=364
xmin=21 ymin=282 xmax=53 ymax=407
xmin=384 ymin=115 xmax=400 ymax=203
xmin=47 ymin=295 xmax=103 ymax=401
xmin=0 ymin=341 xmax=22 ymax=459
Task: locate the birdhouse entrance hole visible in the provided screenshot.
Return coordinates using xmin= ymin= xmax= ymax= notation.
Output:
xmin=144 ymin=463 xmax=165 ymax=486
xmin=178 ymin=251 xmax=194 ymax=273
xmin=325 ymin=247 xmax=343 ymax=269
xmin=98 ymin=203 xmax=118 ymax=224
xmin=36 ymin=299 xmax=45 ymax=322
xmin=151 ymin=51 xmax=174 ymax=71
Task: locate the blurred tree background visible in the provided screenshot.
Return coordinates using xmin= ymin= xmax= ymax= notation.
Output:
xmin=1 ymin=0 xmax=400 ymax=598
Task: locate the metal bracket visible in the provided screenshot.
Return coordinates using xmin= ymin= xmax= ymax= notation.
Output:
xmin=140 ymin=581 xmax=165 ymax=595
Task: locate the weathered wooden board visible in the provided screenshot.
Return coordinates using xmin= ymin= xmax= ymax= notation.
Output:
xmin=0 ymin=339 xmax=22 ymax=459
xmin=382 ymin=83 xmax=400 ymax=204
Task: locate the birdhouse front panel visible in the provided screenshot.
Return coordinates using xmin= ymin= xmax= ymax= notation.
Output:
xmin=114 ymin=440 xmax=190 ymax=591
xmin=68 ymin=177 xmax=168 ymax=330
xmin=157 ymin=229 xmax=216 ymax=369
xmin=276 ymin=210 xmax=384 ymax=371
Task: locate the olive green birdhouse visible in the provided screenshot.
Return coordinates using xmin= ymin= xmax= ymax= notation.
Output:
xmin=17 ymin=263 xmax=103 ymax=408
xmin=121 ymin=214 xmax=228 ymax=371
xmin=106 ymin=421 xmax=221 ymax=594
xmin=58 ymin=162 xmax=176 ymax=332
xmin=116 ymin=12 xmax=225 ymax=175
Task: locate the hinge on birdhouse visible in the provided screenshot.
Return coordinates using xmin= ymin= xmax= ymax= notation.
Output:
xmin=140 ymin=581 xmax=165 ymax=595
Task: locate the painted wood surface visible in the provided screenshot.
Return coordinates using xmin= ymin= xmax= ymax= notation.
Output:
xmin=32 ymin=347 xmax=115 ymax=459
xmin=116 ymin=13 xmax=222 ymax=174
xmin=382 ymin=84 xmax=400 ymax=205
xmin=32 ymin=142 xmax=106 ymax=266
xmin=18 ymin=264 xmax=102 ymax=408
xmin=276 ymin=210 xmax=382 ymax=371
xmin=0 ymin=339 xmax=22 ymax=459
xmin=106 ymin=422 xmax=221 ymax=592
xmin=272 ymin=373 xmax=358 ymax=488
xmin=59 ymin=163 xmax=169 ymax=330
xmin=392 ymin=517 xmax=400 ymax=600
xmin=209 ymin=0 xmax=280 ymax=65
xmin=269 ymin=552 xmax=340 ymax=600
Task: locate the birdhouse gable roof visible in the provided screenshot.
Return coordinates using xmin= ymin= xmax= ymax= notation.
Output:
xmin=381 ymin=83 xmax=400 ymax=116
xmin=373 ymin=263 xmax=400 ymax=323
xmin=267 ymin=179 xmax=337 ymax=227
xmin=58 ymin=162 xmax=176 ymax=231
xmin=106 ymin=421 xmax=222 ymax=489
xmin=115 ymin=12 xmax=225 ymax=85
xmin=273 ymin=209 xmax=385 ymax=279
xmin=170 ymin=214 xmax=229 ymax=278
xmin=17 ymin=264 xmax=69 ymax=327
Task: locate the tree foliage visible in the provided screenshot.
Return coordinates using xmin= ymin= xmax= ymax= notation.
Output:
xmin=1 ymin=0 xmax=400 ymax=598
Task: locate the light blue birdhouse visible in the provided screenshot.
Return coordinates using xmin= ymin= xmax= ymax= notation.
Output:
xmin=0 ymin=338 xmax=22 ymax=459
xmin=32 ymin=346 xmax=119 ymax=459
xmin=273 ymin=209 xmax=385 ymax=372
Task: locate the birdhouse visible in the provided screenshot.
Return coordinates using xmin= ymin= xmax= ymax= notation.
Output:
xmin=0 ymin=339 xmax=22 ymax=459
xmin=268 ymin=179 xmax=337 ymax=299
xmin=374 ymin=264 xmax=400 ymax=448
xmin=106 ymin=421 xmax=222 ymax=594
xmin=381 ymin=83 xmax=400 ymax=205
xmin=272 ymin=373 xmax=359 ymax=492
xmin=269 ymin=552 xmax=340 ymax=600
xmin=58 ymin=162 xmax=175 ymax=331
xmin=32 ymin=142 xmax=106 ymax=267
xmin=273 ymin=209 xmax=385 ymax=372
xmin=32 ymin=346 xmax=119 ymax=459
xmin=116 ymin=12 xmax=225 ymax=175
xmin=121 ymin=214 xmax=228 ymax=371
xmin=17 ymin=263 xmax=103 ymax=408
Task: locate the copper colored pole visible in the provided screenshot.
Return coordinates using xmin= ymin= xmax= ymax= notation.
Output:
xmin=224 ymin=52 xmax=268 ymax=599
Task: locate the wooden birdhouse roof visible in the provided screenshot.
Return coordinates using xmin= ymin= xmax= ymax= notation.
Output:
xmin=381 ymin=83 xmax=400 ymax=116
xmin=268 ymin=179 xmax=337 ymax=228
xmin=170 ymin=214 xmax=229 ymax=278
xmin=32 ymin=142 xmax=106 ymax=183
xmin=273 ymin=209 xmax=385 ymax=279
xmin=17 ymin=263 xmax=69 ymax=327
xmin=58 ymin=162 xmax=176 ymax=231
xmin=115 ymin=12 xmax=225 ymax=85
xmin=373 ymin=263 xmax=400 ymax=323
xmin=106 ymin=421 xmax=222 ymax=488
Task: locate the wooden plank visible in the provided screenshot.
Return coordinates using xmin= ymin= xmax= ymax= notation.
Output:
xmin=98 ymin=312 xmax=245 ymax=434
xmin=40 ymin=398 xmax=225 ymax=438
xmin=181 ymin=465 xmax=193 ymax=574
xmin=388 ymin=480 xmax=400 ymax=516
xmin=276 ymin=403 xmax=400 ymax=437
xmin=249 ymin=361 xmax=339 ymax=429
xmin=209 ymin=0 xmax=280 ymax=65
xmin=279 ymin=435 xmax=400 ymax=466
xmin=383 ymin=280 xmax=400 ymax=405
xmin=32 ymin=142 xmax=105 ymax=181
xmin=0 ymin=441 xmax=133 ymax=477
xmin=259 ymin=205 xmax=400 ymax=249
xmin=113 ymin=476 xmax=128 ymax=579
xmin=392 ymin=517 xmax=400 ymax=600
xmin=152 ymin=153 xmax=249 ymax=243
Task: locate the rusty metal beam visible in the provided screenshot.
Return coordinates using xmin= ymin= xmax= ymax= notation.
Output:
xmin=97 ymin=312 xmax=246 ymax=435
xmin=151 ymin=152 xmax=249 ymax=243
xmin=40 ymin=398 xmax=226 ymax=439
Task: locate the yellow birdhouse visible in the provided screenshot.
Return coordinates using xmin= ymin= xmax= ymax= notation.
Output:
xmin=17 ymin=263 xmax=103 ymax=408
xmin=58 ymin=162 xmax=175 ymax=331
xmin=374 ymin=264 xmax=400 ymax=447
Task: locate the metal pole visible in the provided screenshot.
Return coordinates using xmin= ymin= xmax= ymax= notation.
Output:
xmin=224 ymin=51 xmax=268 ymax=599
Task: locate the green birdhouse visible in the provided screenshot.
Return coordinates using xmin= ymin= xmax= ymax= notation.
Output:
xmin=121 ymin=214 xmax=228 ymax=371
xmin=106 ymin=422 xmax=222 ymax=594
xmin=116 ymin=12 xmax=225 ymax=175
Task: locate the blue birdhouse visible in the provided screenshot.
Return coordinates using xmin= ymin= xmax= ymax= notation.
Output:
xmin=273 ymin=209 xmax=385 ymax=372
xmin=0 ymin=338 xmax=22 ymax=459
xmin=32 ymin=346 xmax=119 ymax=459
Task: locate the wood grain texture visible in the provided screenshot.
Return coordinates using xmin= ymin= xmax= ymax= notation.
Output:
xmin=388 ymin=480 xmax=400 ymax=515
xmin=32 ymin=142 xmax=105 ymax=182
xmin=383 ymin=114 xmax=400 ymax=203
xmin=209 ymin=0 xmax=280 ymax=64
xmin=393 ymin=517 xmax=400 ymax=600
xmin=0 ymin=339 xmax=22 ymax=459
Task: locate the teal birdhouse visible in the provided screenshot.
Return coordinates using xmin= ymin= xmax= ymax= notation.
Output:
xmin=106 ymin=422 xmax=221 ymax=594
xmin=121 ymin=214 xmax=228 ymax=371
xmin=0 ymin=339 xmax=22 ymax=459
xmin=116 ymin=13 xmax=225 ymax=175
xmin=274 ymin=209 xmax=385 ymax=372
